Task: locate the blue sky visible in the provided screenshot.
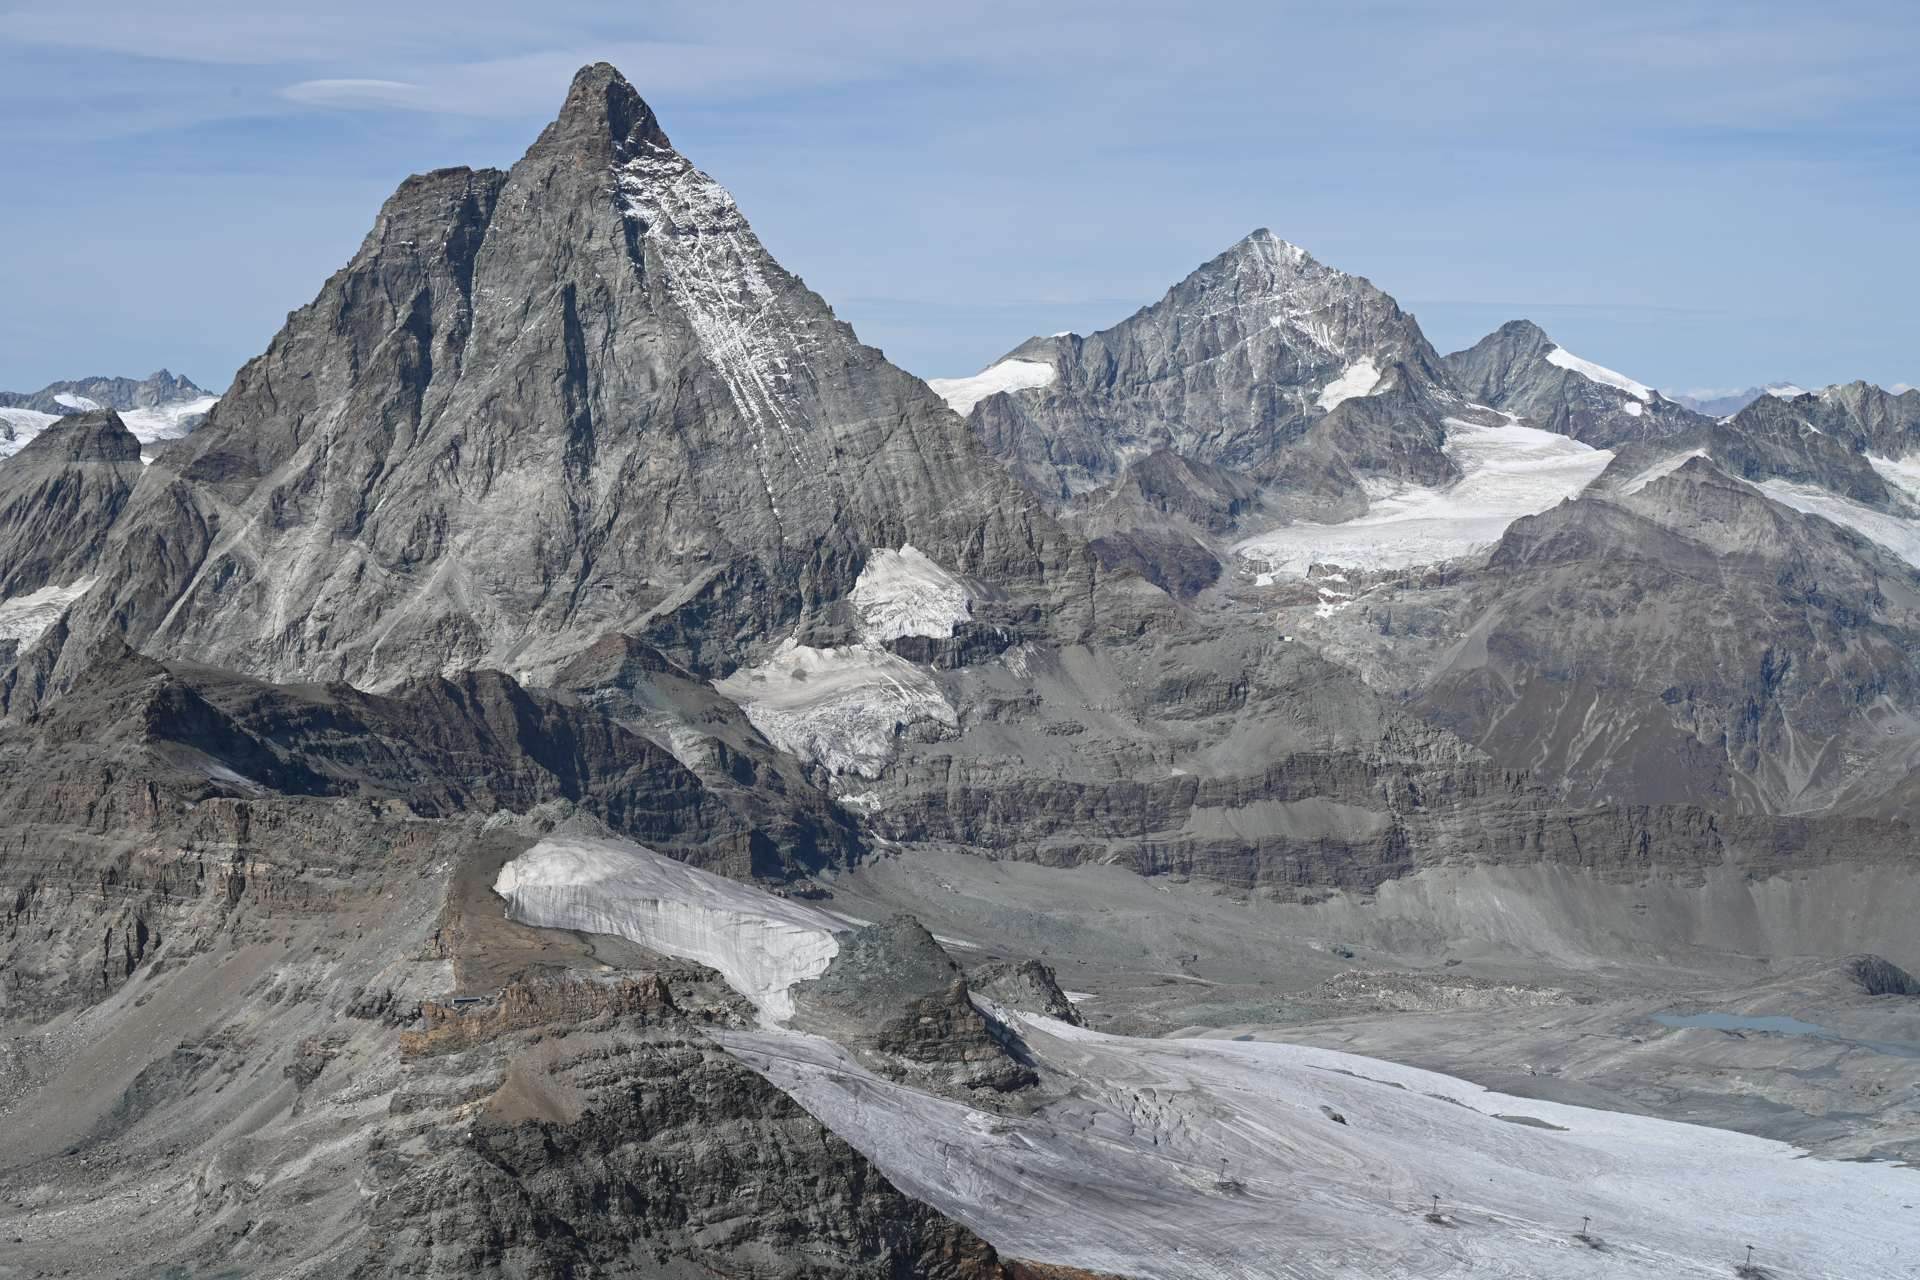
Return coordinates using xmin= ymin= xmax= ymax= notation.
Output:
xmin=1 ymin=0 xmax=1914 ymax=396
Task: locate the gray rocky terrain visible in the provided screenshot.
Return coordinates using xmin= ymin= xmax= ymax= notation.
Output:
xmin=1 ymin=58 xmax=1917 ymax=1280
xmin=1441 ymin=318 xmax=1709 ymax=446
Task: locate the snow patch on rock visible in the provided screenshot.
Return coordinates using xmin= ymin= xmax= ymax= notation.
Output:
xmin=927 ymin=359 xmax=1056 ymax=416
xmin=713 ymin=637 xmax=957 ymax=777
xmin=851 ymin=545 xmax=971 ymax=642
xmin=721 ymin=1015 xmax=1917 ymax=1279
xmin=494 ymin=835 xmax=842 ymax=1023
xmin=1619 ymin=447 xmax=1709 ymax=496
xmin=1235 ymin=421 xmax=1613 ymax=578
xmin=1314 ymin=356 xmax=1382 ymax=412
xmin=51 ymin=393 xmax=100 ymax=412
xmin=1545 ymin=345 xmax=1650 ymax=401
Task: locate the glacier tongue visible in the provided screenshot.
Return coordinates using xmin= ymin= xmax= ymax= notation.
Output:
xmin=721 ymin=1014 xmax=1916 ymax=1280
xmin=494 ymin=835 xmax=842 ymax=1023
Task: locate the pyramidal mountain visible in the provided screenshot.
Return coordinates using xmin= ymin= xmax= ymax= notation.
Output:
xmin=20 ymin=64 xmax=1089 ymax=699
xmin=1441 ymin=318 xmax=1709 ymax=446
xmin=946 ymin=229 xmax=1473 ymax=506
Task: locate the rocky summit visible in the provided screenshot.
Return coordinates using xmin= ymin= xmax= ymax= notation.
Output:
xmin=2 ymin=59 xmax=1919 ymax=1280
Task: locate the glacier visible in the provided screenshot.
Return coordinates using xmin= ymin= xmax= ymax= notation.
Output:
xmin=1236 ymin=420 xmax=1613 ymax=577
xmin=0 ymin=578 xmax=96 ymax=646
xmin=493 ymin=835 xmax=843 ymax=1023
xmin=712 ymin=637 xmax=958 ymax=777
xmin=722 ymin=1014 xmax=1919 ymax=1280
xmin=927 ymin=358 xmax=1057 ymax=416
xmin=850 ymin=544 xmax=971 ymax=641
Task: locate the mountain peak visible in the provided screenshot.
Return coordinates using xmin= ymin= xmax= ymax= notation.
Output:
xmin=552 ymin=61 xmax=670 ymax=156
xmin=1233 ymin=227 xmax=1315 ymax=270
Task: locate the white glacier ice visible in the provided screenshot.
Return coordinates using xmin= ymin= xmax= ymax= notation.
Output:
xmin=0 ymin=407 xmax=59 ymax=460
xmin=712 ymin=637 xmax=957 ymax=777
xmin=1545 ymin=345 xmax=1651 ymax=401
xmin=0 ymin=577 xmax=96 ymax=646
xmin=1235 ymin=420 xmax=1613 ymax=577
xmin=851 ymin=544 xmax=971 ymax=641
xmin=721 ymin=1014 xmax=1919 ymax=1280
xmin=51 ymin=393 xmax=101 ymax=411
xmin=1313 ymin=356 xmax=1382 ymax=412
xmin=493 ymin=835 xmax=842 ymax=1023
xmin=927 ymin=359 xmax=1057 ymax=415
xmin=118 ymin=394 xmax=219 ymax=444
xmin=1755 ymin=477 xmax=1920 ymax=568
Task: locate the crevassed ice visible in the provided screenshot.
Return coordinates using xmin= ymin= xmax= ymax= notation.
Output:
xmin=493 ymin=835 xmax=842 ymax=1023
xmin=719 ymin=1015 xmax=1917 ymax=1279
xmin=927 ymin=359 xmax=1056 ymax=416
xmin=1545 ymin=345 xmax=1650 ymax=401
xmin=1236 ymin=421 xmax=1613 ymax=578
xmin=851 ymin=544 xmax=970 ymax=642
xmin=0 ymin=577 xmax=96 ymax=645
xmin=1314 ymin=356 xmax=1382 ymax=412
xmin=712 ymin=637 xmax=957 ymax=777
xmin=119 ymin=395 xmax=219 ymax=444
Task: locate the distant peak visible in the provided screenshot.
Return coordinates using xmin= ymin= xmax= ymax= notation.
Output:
xmin=552 ymin=61 xmax=670 ymax=155
xmin=1497 ymin=318 xmax=1550 ymax=342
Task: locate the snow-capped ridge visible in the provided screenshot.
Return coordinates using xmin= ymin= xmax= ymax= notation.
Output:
xmin=927 ymin=359 xmax=1056 ymax=416
xmin=1544 ymin=345 xmax=1651 ymax=401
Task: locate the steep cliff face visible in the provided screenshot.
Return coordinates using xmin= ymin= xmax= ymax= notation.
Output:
xmin=25 ymin=63 xmax=1088 ymax=700
xmin=0 ymin=412 xmax=144 ymax=598
xmin=959 ymin=230 xmax=1466 ymax=506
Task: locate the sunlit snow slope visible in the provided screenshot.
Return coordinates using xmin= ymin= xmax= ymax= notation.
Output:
xmin=927 ymin=359 xmax=1057 ymax=415
xmin=494 ymin=835 xmax=842 ymax=1022
xmin=1236 ymin=420 xmax=1613 ymax=577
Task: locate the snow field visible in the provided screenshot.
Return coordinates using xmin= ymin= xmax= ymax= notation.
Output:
xmin=1236 ymin=420 xmax=1613 ymax=577
xmin=927 ymin=359 xmax=1057 ymax=415
xmin=493 ymin=835 xmax=843 ymax=1023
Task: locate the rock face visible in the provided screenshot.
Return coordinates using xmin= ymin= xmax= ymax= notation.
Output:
xmin=792 ymin=915 xmax=1035 ymax=1092
xmin=939 ymin=231 xmax=1501 ymax=593
xmin=23 ymin=62 xmax=1087 ymax=698
xmin=1443 ymin=319 xmax=1708 ymax=447
xmin=1287 ymin=453 xmax=1920 ymax=817
xmin=962 ymin=230 xmax=1464 ymax=506
xmin=0 ymin=411 xmax=144 ymax=600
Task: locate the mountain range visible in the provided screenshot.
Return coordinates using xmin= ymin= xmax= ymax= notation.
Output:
xmin=1 ymin=63 xmax=1916 ymax=1280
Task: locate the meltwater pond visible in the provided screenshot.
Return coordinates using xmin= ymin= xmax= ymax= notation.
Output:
xmin=1652 ymin=1012 xmax=1920 ymax=1060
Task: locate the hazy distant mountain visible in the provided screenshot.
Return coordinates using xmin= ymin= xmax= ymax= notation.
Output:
xmin=0 ymin=369 xmax=217 ymax=460
xmin=1670 ymin=382 xmax=1809 ymax=417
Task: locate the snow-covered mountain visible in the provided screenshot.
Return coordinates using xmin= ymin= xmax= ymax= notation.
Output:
xmin=1442 ymin=319 xmax=1707 ymax=446
xmin=0 ymin=369 xmax=216 ymax=461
